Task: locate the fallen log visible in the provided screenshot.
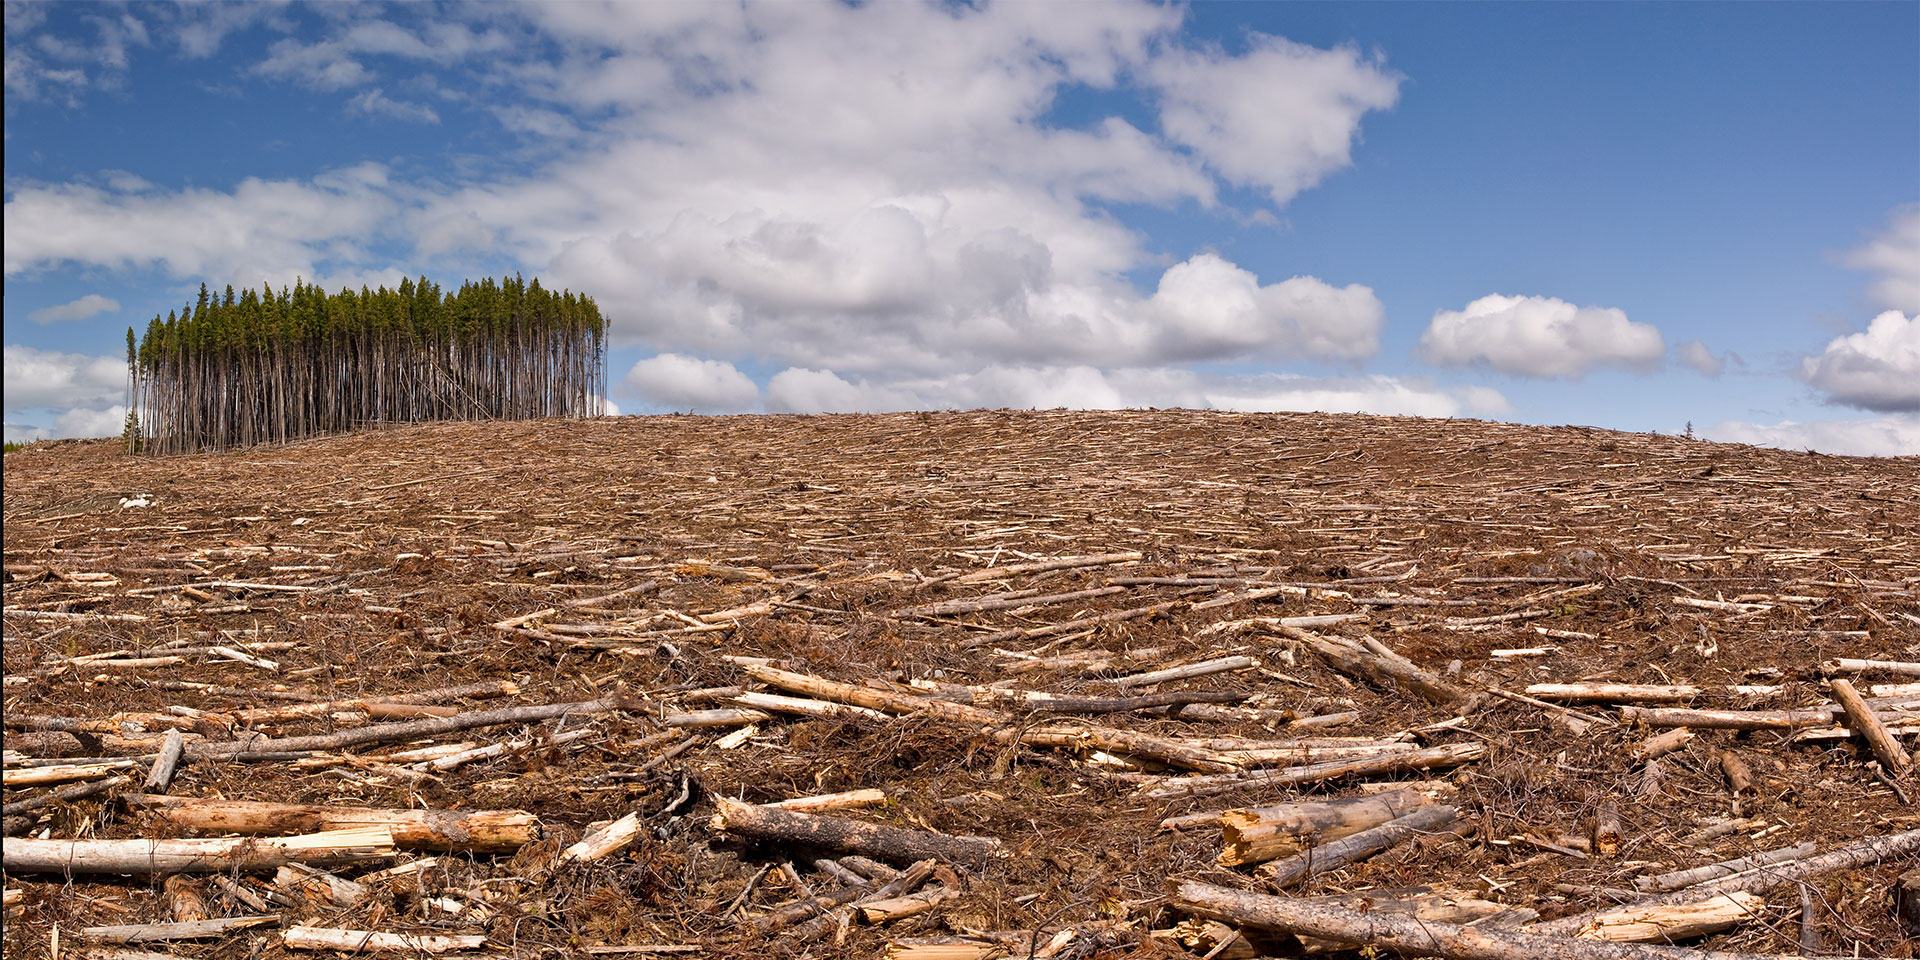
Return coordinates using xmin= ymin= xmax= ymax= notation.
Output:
xmin=1218 ymin=789 xmax=1432 ymax=866
xmin=1632 ymin=843 xmax=1818 ymax=893
xmin=1169 ymin=879 xmax=1842 ymax=960
xmin=3 ymin=825 xmax=396 ymax=874
xmin=1533 ymin=829 xmax=1920 ymax=937
xmin=1576 ymin=893 xmax=1767 ymax=942
xmin=182 ymin=696 xmax=623 ymax=759
xmin=81 ymin=916 xmax=276 ymax=943
xmin=281 ymin=926 xmax=488 ymax=953
xmin=1283 ymin=628 xmax=1468 ymax=706
xmin=122 ymin=794 xmax=538 ymax=852
xmin=1009 ymin=724 xmax=1244 ymax=774
xmin=1257 ymin=804 xmax=1470 ymax=885
xmin=1137 ymin=741 xmax=1487 ymax=801
xmin=1830 ymin=679 xmax=1914 ymax=776
xmin=558 ymin=811 xmax=643 ymax=864
xmin=711 ymin=797 xmax=1001 ymax=868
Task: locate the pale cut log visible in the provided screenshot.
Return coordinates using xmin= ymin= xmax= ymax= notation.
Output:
xmin=123 ymin=794 xmax=538 ymax=852
xmin=1633 ymin=843 xmax=1817 ymax=893
xmin=770 ymin=788 xmax=888 ymax=813
xmin=1227 ymin=742 xmax=1417 ymax=766
xmin=712 ymin=797 xmax=1000 ymax=867
xmin=948 ymin=552 xmax=1141 ymax=583
xmin=1633 ymin=728 xmax=1693 ymax=761
xmin=1532 ymin=828 xmax=1920 ymax=937
xmin=414 ymin=726 xmax=594 ymax=771
xmin=81 ymin=916 xmax=275 ymax=942
xmin=3 ymin=759 xmax=137 ymax=787
xmin=1576 ymin=892 xmax=1766 ymax=942
xmin=1830 ymin=678 xmax=1913 ymax=776
xmin=900 ymin=585 xmax=1127 ymax=618
xmin=1870 ymin=682 xmax=1920 ymax=698
xmin=282 ymin=926 xmax=488 ymax=953
xmin=142 ymin=730 xmax=185 ymax=794
xmin=1283 ymin=628 xmax=1468 ymax=705
xmin=731 ymin=691 xmax=891 ymax=722
xmin=1 ymin=776 xmax=122 ymax=817
xmin=558 ymin=811 xmax=643 ymax=864
xmin=1170 ymin=879 xmax=1839 ymax=960
xmin=1258 ymin=804 xmax=1469 ymax=885
xmin=1137 ymin=741 xmax=1486 ymax=801
xmin=3 ymin=825 xmax=395 ymax=874
xmin=183 ymin=696 xmax=622 ymax=759
xmin=742 ymin=664 xmax=1005 ymax=724
xmin=860 ymin=884 xmax=959 ymax=923
xmin=1618 ymin=698 xmax=1917 ymax=731
xmin=1009 ymin=724 xmax=1244 ymax=773
xmin=1217 ymin=789 xmax=1430 ymax=866
xmin=1526 ymin=684 xmax=1702 ymax=703
xmin=1821 ymin=658 xmax=1920 ymax=678
xmin=665 ymin=707 xmax=772 ymax=728
xmin=1108 ymin=655 xmax=1257 ymax=689
xmin=1296 ymin=887 xmax=1525 ymax=952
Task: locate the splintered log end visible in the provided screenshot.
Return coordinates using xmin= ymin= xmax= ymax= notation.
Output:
xmin=1575 ymin=892 xmax=1767 ymax=942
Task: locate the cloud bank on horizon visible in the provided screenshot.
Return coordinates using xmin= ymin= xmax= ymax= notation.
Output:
xmin=4 ymin=1 xmax=1917 ymax=456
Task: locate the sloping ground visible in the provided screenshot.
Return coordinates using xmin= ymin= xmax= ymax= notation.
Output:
xmin=3 ymin=410 xmax=1917 ymax=959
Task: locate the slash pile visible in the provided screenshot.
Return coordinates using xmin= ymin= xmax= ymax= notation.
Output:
xmin=4 ymin=409 xmax=1917 ymax=959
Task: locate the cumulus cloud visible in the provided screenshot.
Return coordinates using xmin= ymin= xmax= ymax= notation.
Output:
xmin=3 ymin=344 xmax=127 ymax=411
xmin=7 ymin=2 xmax=1418 ymax=425
xmin=621 ymin=354 xmax=761 ymax=413
xmin=54 ymin=404 xmax=129 ymax=439
xmin=27 ymin=294 xmax=120 ymax=325
xmin=1419 ymin=294 xmax=1666 ymax=379
xmin=4 ymin=163 xmax=395 ymax=281
xmin=1148 ymin=35 xmax=1401 ymax=206
xmin=1800 ymin=310 xmax=1920 ymax=413
xmin=1843 ymin=204 xmax=1920 ymax=313
xmin=1704 ymin=414 xmax=1920 ymax=458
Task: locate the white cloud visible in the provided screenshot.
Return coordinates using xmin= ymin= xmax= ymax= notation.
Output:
xmin=4 ymin=163 xmax=395 ymax=281
xmin=621 ymin=354 xmax=761 ymax=413
xmin=1148 ymin=35 xmax=1401 ymax=206
xmin=3 ymin=344 xmax=127 ymax=411
xmin=55 ymin=404 xmax=128 ymax=439
xmin=1147 ymin=254 xmax=1381 ymax=363
xmin=1843 ymin=204 xmax=1920 ymax=313
xmin=1800 ymin=310 xmax=1920 ymax=413
xmin=1676 ymin=340 xmax=1726 ymax=378
xmin=27 ymin=294 xmax=121 ymax=325
xmin=1704 ymin=414 xmax=1920 ymax=458
xmin=1419 ymin=294 xmax=1666 ymax=379
xmin=8 ymin=2 xmax=1418 ymax=433
xmin=346 ymin=87 xmax=439 ymax=124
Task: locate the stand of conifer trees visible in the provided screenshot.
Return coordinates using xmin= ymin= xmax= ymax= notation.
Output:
xmin=127 ymin=275 xmax=606 ymax=454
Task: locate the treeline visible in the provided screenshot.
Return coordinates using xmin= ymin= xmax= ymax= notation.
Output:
xmin=127 ymin=275 xmax=607 ymax=454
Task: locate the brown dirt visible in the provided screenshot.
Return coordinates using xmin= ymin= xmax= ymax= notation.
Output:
xmin=3 ymin=409 xmax=1917 ymax=958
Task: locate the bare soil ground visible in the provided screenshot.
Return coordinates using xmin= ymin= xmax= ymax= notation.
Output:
xmin=4 ymin=410 xmax=1917 ymax=959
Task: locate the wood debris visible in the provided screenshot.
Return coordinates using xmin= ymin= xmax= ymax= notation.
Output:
xmin=4 ymin=410 xmax=1916 ymax=957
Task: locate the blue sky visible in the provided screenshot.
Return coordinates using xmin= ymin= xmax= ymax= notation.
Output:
xmin=5 ymin=1 xmax=1917 ymax=454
